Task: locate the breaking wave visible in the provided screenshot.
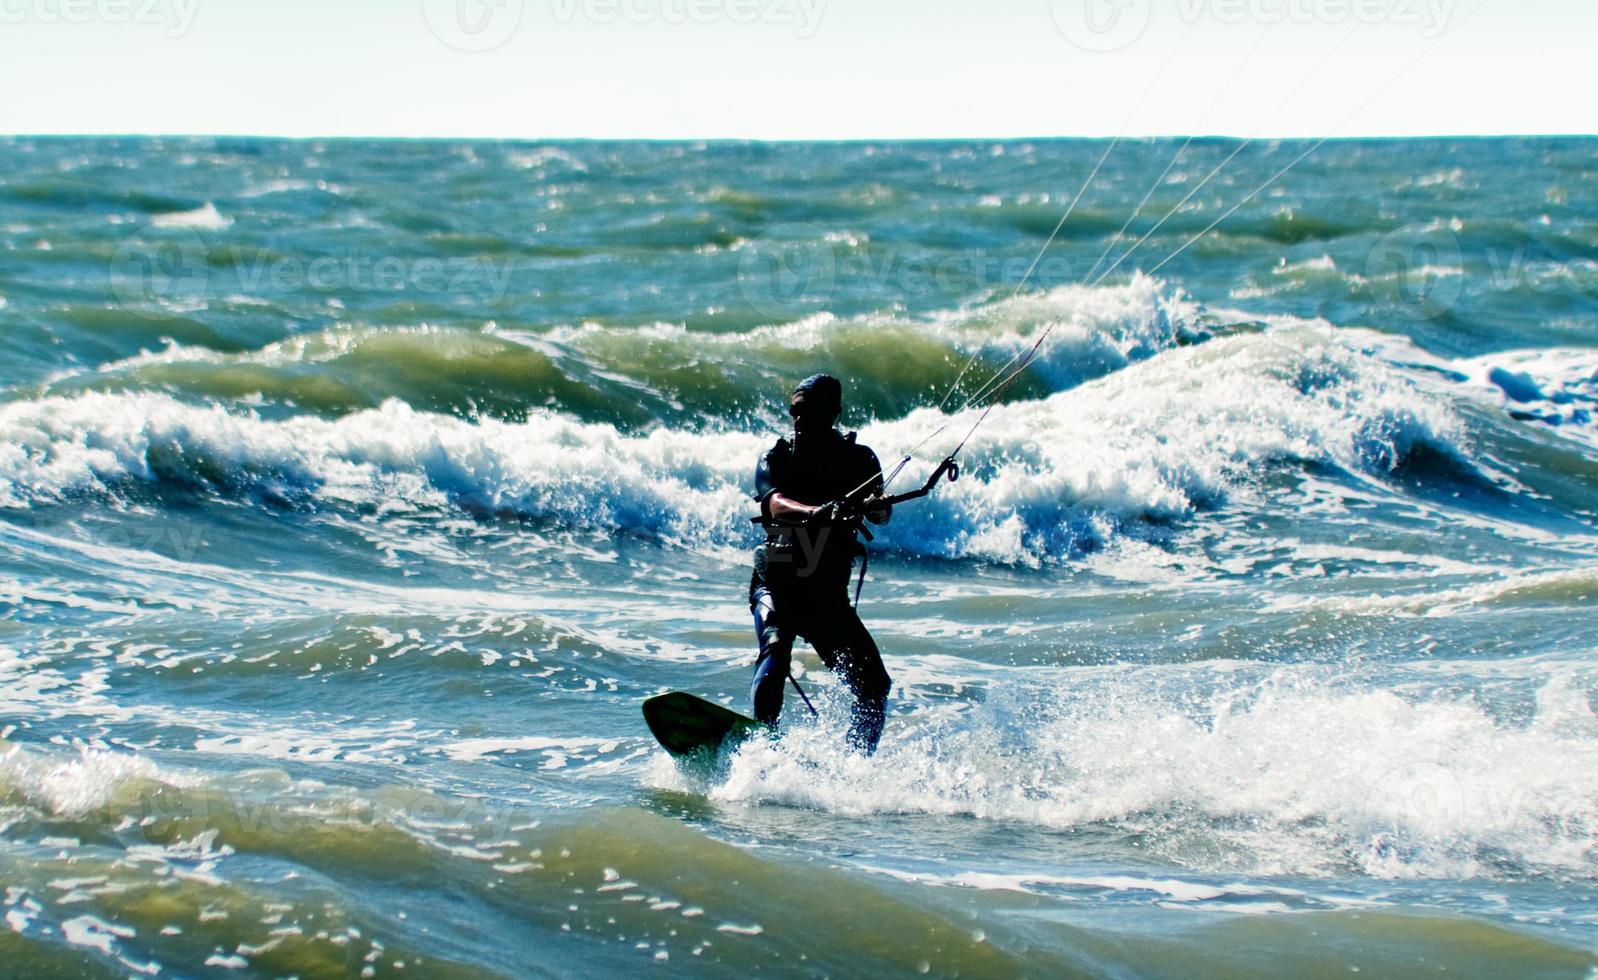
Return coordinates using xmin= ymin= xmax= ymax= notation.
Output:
xmin=1 ymin=324 xmax=1465 ymax=562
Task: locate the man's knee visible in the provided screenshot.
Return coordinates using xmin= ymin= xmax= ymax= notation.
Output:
xmin=750 ymin=634 xmax=792 ymax=725
xmin=860 ymin=663 xmax=891 ymax=703
xmin=752 ymin=589 xmax=787 ymax=651
xmin=837 ymin=647 xmax=890 ymax=702
xmin=758 ymin=630 xmax=793 ymax=666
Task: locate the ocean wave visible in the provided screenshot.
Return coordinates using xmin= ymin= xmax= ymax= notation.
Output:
xmin=43 ymin=324 xmax=585 ymax=424
xmin=0 ymin=739 xmax=186 ymax=818
xmin=864 ymin=322 xmax=1466 ymax=561
xmin=1 ymin=323 xmax=1466 ymax=562
xmin=0 ymin=390 xmax=761 ymax=545
xmin=0 ymin=746 xmax=501 ymax=976
xmin=39 ymin=275 xmax=1210 ymax=429
xmin=0 ymin=755 xmax=1023 ymax=976
xmin=689 ymin=671 xmax=1598 ymax=881
xmin=149 ymin=202 xmax=231 ymax=231
xmin=1265 ymin=566 xmax=1598 ymax=618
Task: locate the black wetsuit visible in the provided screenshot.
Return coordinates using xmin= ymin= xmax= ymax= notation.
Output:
xmin=749 ymin=428 xmax=892 ymax=753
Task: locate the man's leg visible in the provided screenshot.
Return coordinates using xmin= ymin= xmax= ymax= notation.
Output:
xmin=809 ymin=603 xmax=892 ymax=754
xmin=750 ymin=584 xmax=793 ymax=726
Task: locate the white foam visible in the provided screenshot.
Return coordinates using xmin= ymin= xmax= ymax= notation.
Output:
xmin=150 ymin=202 xmax=231 ymax=230
xmin=60 ymin=271 xmax=1195 ymax=411
xmin=934 ymin=870 xmax=1374 ymax=914
xmin=864 ymin=322 xmax=1465 ymax=562
xmin=505 ymin=147 xmax=588 ymax=173
xmin=0 ymin=320 xmax=1468 ymax=564
xmin=692 ymin=671 xmax=1598 ymax=881
xmin=522 ymin=273 xmax=1200 ymax=399
xmin=1450 ymin=347 xmax=1598 ymax=448
xmin=0 ymin=743 xmax=174 ymax=818
xmin=61 ymin=914 xmax=134 ymax=955
xmin=952 ymin=871 xmax=1231 ymax=902
xmin=1273 ymin=255 xmax=1339 ymax=276
xmin=444 ymin=736 xmax=609 ymax=763
xmin=1266 ymin=566 xmax=1598 ymax=618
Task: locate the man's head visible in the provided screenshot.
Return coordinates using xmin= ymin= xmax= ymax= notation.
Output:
xmin=790 ymin=373 xmax=842 ymax=436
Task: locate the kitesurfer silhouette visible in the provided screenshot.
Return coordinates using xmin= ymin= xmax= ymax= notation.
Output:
xmin=749 ymin=374 xmax=893 ymax=753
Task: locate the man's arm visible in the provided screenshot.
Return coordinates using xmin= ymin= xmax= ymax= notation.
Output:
xmin=754 ymin=441 xmax=785 ymax=520
xmin=767 ymin=493 xmax=825 ymax=522
xmin=755 ymin=440 xmax=828 ymax=522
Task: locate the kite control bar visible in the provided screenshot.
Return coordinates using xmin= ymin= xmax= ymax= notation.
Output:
xmin=874 ymin=454 xmax=959 ymax=509
xmin=750 ymin=455 xmax=959 ymax=529
xmin=748 ymin=454 xmax=959 ymax=609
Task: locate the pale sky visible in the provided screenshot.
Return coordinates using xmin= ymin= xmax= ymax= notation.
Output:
xmin=0 ymin=0 xmax=1592 ymax=139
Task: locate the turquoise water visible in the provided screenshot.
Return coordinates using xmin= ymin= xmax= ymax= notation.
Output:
xmin=2 ymin=135 xmax=1597 ymax=977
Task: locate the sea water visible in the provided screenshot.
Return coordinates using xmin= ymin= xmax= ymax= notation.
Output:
xmin=1 ymin=136 xmax=1596 ymax=976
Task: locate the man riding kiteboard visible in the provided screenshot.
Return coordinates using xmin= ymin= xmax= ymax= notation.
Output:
xmin=641 ymin=374 xmax=957 ymax=760
xmin=748 ymin=374 xmax=894 ymax=754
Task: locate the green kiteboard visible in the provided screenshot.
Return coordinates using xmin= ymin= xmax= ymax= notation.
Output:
xmin=642 ymin=692 xmax=768 ymax=759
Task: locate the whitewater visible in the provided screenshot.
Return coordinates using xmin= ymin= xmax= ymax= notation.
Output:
xmin=1 ymin=135 xmax=1596 ymax=977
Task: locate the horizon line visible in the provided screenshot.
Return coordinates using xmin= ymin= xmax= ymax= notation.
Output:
xmin=7 ymin=131 xmax=1596 ymax=144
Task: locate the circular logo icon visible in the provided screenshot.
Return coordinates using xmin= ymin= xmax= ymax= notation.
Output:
xmin=1049 ymin=0 xmax=1152 ymax=52
xmin=133 ymin=783 xmax=194 ymax=843
xmin=1359 ymin=761 xmax=1468 ymax=834
xmin=1364 ymin=225 xmax=1465 ymax=321
xmin=109 ymin=228 xmax=210 ymax=318
xmin=421 ymin=0 xmax=524 ymax=52
xmin=737 ymin=222 xmax=838 ymax=323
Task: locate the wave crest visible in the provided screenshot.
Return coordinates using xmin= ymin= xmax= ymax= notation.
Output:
xmin=42 ymin=275 xmax=1210 ymax=430
xmin=0 ymin=324 xmax=1465 ymax=563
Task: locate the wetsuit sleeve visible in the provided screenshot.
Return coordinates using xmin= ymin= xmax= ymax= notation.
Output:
xmin=753 ymin=439 xmax=788 ymax=521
